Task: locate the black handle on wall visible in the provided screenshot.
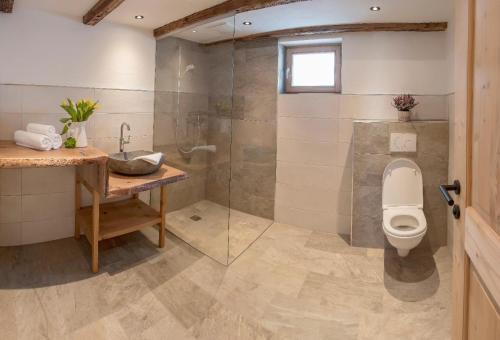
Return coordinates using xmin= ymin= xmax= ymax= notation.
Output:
xmin=439 ymin=180 xmax=461 ymax=206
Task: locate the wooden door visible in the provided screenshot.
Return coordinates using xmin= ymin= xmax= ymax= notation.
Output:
xmin=452 ymin=0 xmax=500 ymax=339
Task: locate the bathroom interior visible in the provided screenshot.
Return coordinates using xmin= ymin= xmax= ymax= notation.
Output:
xmin=1 ymin=0 xmax=499 ymax=339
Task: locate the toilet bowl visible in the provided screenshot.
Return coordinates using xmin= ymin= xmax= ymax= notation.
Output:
xmin=382 ymin=159 xmax=427 ymax=257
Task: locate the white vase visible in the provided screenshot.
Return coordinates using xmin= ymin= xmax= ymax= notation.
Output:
xmin=70 ymin=121 xmax=88 ymax=148
xmin=398 ymin=110 xmax=411 ymax=122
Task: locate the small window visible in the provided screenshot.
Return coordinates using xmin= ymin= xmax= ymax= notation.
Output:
xmin=285 ymin=44 xmax=342 ymax=93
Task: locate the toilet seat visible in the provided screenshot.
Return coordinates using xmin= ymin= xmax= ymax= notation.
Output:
xmin=383 ymin=207 xmax=427 ymax=238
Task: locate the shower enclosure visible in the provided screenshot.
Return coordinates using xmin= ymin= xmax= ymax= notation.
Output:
xmin=152 ymin=14 xmax=278 ymax=264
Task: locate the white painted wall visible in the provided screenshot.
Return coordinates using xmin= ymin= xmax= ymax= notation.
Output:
xmin=0 ymin=7 xmax=156 ymax=91
xmin=341 ymin=31 xmax=453 ymax=95
xmin=282 ymin=30 xmax=454 ymax=95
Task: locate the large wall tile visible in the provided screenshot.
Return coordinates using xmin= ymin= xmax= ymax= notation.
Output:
xmin=339 ymin=95 xmax=448 ymax=120
xmin=275 ymin=204 xmax=338 ymax=233
xmin=22 ymin=192 xmax=74 ymax=222
xmin=278 ymin=94 xmax=339 ymax=118
xmin=278 ymin=117 xmax=338 ymax=143
xmin=154 ymin=91 xmax=177 ymax=115
xmin=232 ymin=120 xmax=276 ymax=148
xmin=338 ymin=119 xmax=353 ymax=143
xmin=233 ymin=93 xmax=276 ymax=121
xmin=22 ymin=217 xmax=74 ymax=245
xmin=0 ymin=169 xmax=22 ymax=195
xmin=21 ymin=113 xmax=67 ymax=133
xmin=336 ymin=214 xmax=352 ymax=235
xmin=88 ymin=113 xmax=154 ymax=139
xmin=0 ymin=222 xmax=22 ymax=246
xmin=275 ymin=93 xmax=350 ymax=234
xmin=277 ymin=162 xmax=338 ymax=191
xmin=230 ymin=186 xmax=274 ymax=219
xmin=0 ymin=85 xmax=22 ymax=113
xmin=94 ymin=89 xmax=154 ymax=114
xmin=340 ymin=95 xmax=393 ymax=119
xmin=153 ymin=114 xmax=177 ymax=146
xmin=353 ymin=122 xmax=389 ymax=155
xmin=335 ymin=142 xmax=353 ymax=168
xmin=21 ymin=85 xmax=94 ymax=114
xmin=276 ymin=183 xmax=338 ymax=213
xmin=22 ymin=167 xmax=74 ymax=195
xmin=277 ymin=139 xmax=337 ymax=166
xmin=0 ymin=196 xmax=22 ymax=223
xmin=0 ymin=113 xmax=22 ymax=139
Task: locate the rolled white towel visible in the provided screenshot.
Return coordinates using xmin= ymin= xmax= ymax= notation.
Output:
xmin=26 ymin=123 xmax=62 ymax=149
xmin=48 ymin=133 xmax=63 ymax=150
xmin=26 ymin=123 xmax=56 ymax=135
xmin=133 ymin=152 xmax=163 ymax=165
xmin=14 ymin=130 xmax=52 ymax=151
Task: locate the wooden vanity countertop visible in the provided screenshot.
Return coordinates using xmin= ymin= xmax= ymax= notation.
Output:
xmin=0 ymin=140 xmax=108 ymax=168
xmin=106 ymin=164 xmax=188 ymax=198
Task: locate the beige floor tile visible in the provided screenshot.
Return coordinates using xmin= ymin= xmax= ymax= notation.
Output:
xmin=304 ymin=231 xmax=366 ymax=256
xmin=70 ymin=314 xmax=129 ymax=340
xmin=190 ymin=302 xmax=274 ymax=340
xmin=298 ymin=272 xmax=384 ymax=314
xmin=153 ymin=274 xmax=217 ymax=329
xmin=115 ymin=291 xmax=171 ymax=339
xmin=261 ymin=292 xmax=359 ymax=340
xmin=0 ymin=223 xmax=452 ymax=340
xmin=141 ymin=313 xmax=194 ymax=340
xmin=357 ymin=308 xmax=451 ymax=340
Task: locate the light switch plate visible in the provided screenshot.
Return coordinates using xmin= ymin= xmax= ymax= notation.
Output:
xmin=390 ymin=133 xmax=417 ymax=152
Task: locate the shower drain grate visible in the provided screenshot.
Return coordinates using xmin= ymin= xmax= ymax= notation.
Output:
xmin=190 ymin=215 xmax=202 ymax=221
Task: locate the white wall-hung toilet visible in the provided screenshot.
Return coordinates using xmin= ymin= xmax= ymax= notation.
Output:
xmin=382 ymin=159 xmax=427 ymax=257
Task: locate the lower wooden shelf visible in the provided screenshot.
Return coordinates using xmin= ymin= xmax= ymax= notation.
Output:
xmin=77 ymin=198 xmax=161 ymax=241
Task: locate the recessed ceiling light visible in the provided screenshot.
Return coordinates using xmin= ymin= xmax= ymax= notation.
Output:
xmin=192 ymin=30 xmax=197 ymax=33
xmin=134 ymin=15 xmax=144 ymax=19
xmin=242 ymin=21 xmax=252 ymax=26
xmin=370 ymin=6 xmax=381 ymax=11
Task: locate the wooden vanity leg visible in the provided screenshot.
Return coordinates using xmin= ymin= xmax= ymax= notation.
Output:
xmin=159 ymin=186 xmax=167 ymax=248
xmin=74 ymin=176 xmax=81 ymax=239
xmin=91 ymin=189 xmax=100 ymax=273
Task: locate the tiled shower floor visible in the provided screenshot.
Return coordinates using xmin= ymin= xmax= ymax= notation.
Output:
xmin=167 ymin=200 xmax=273 ymax=264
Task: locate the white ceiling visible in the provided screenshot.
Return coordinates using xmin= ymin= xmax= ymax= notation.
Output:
xmin=13 ymin=0 xmax=227 ymax=29
xmin=14 ymin=0 xmax=453 ymax=43
xmin=176 ymin=0 xmax=454 ymax=43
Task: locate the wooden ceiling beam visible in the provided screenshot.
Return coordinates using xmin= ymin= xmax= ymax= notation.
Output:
xmin=154 ymin=0 xmax=310 ymax=38
xmin=0 ymin=0 xmax=14 ymax=13
xmin=206 ymin=22 xmax=449 ymax=45
xmin=83 ymin=0 xmax=125 ymax=26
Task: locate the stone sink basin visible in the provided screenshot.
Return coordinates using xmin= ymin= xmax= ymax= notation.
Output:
xmin=108 ymin=150 xmax=164 ymax=176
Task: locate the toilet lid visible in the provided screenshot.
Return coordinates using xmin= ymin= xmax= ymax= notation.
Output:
xmin=382 ymin=159 xmax=423 ymax=208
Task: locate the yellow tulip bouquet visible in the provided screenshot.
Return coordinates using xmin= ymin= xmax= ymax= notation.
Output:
xmin=60 ymin=99 xmax=99 ymax=148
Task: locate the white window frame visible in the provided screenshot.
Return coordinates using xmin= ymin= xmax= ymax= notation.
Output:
xmin=285 ymin=44 xmax=342 ymax=93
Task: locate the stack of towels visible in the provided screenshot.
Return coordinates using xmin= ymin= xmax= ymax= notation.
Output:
xmin=14 ymin=123 xmax=63 ymax=151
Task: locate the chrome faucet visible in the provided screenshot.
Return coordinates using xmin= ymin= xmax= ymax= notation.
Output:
xmin=119 ymin=122 xmax=131 ymax=152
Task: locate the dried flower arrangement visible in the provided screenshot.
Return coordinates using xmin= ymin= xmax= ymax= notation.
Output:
xmin=392 ymin=94 xmax=418 ymax=121
xmin=392 ymin=94 xmax=419 ymax=111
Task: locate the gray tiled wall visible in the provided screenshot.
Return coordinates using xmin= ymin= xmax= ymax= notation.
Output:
xmin=153 ymin=38 xmax=211 ymax=212
xmin=153 ymin=37 xmax=278 ymax=220
xmin=227 ymin=40 xmax=278 ymax=219
xmin=352 ymin=121 xmax=449 ymax=249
